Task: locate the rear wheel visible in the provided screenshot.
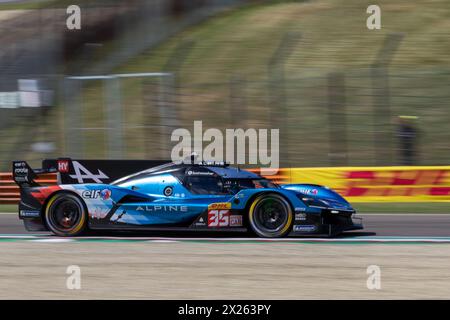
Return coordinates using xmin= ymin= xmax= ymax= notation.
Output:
xmin=44 ymin=193 xmax=87 ymax=236
xmin=248 ymin=193 xmax=293 ymax=238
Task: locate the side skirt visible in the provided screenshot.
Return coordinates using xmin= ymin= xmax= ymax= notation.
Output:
xmin=89 ymin=224 xmax=248 ymax=233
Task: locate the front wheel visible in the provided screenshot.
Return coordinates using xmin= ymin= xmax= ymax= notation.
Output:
xmin=248 ymin=193 xmax=293 ymax=238
xmin=44 ymin=193 xmax=88 ymax=236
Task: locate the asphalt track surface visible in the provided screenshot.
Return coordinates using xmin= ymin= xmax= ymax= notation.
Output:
xmin=2 ymin=213 xmax=450 ymax=238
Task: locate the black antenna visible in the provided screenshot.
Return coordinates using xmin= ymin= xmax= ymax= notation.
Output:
xmin=184 ymin=152 xmax=198 ymax=164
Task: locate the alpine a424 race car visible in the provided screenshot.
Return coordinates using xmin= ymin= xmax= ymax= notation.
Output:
xmin=13 ymin=159 xmax=363 ymax=237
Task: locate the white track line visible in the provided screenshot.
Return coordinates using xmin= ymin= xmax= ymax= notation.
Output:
xmin=2 ymin=235 xmax=450 ymax=243
xmin=30 ymin=238 xmax=75 ymax=243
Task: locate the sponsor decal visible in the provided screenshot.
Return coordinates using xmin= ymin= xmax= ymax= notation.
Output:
xmin=293 ymin=225 xmax=317 ymax=232
xmin=187 ymin=170 xmax=214 ymax=176
xmin=229 ymin=215 xmax=243 ymax=227
xmin=13 ymin=162 xmax=29 ymax=182
xmin=82 ymin=190 xmax=97 ymax=199
xmin=295 ymin=213 xmax=307 ymax=221
xmin=136 ymin=205 xmax=188 ymax=212
xmin=81 ymin=189 xmax=111 ymax=200
xmin=57 ymin=160 xmax=70 ymax=173
xmin=208 ymin=209 xmax=230 ymax=227
xmin=14 ymin=168 xmax=28 ymax=175
xmin=19 ymin=210 xmax=40 ymax=218
xmin=298 ymin=188 xmax=318 ymax=195
xmin=164 ymin=186 xmax=173 ymax=196
xmin=100 ymin=189 xmax=111 ymax=200
xmin=14 ymin=176 xmax=29 ymax=182
xmin=208 ymin=202 xmax=231 ymax=210
xmin=174 ymin=193 xmax=186 ymax=198
xmin=194 ymin=216 xmax=207 ymax=226
xmin=14 ymin=162 xmax=26 ymax=168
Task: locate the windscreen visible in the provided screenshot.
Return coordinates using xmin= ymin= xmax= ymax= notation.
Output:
xmin=184 ymin=177 xmax=278 ymax=195
xmin=223 ymin=179 xmax=278 ymax=193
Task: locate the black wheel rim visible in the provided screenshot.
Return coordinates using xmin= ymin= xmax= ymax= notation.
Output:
xmin=253 ymin=197 xmax=289 ymax=233
xmin=49 ymin=198 xmax=82 ymax=231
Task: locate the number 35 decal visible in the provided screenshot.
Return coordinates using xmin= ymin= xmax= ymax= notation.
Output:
xmin=208 ymin=210 xmax=230 ymax=227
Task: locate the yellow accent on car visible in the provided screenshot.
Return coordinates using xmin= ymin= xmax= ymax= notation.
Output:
xmin=45 ymin=194 xmax=86 ymax=235
xmin=208 ymin=202 xmax=231 ymax=210
xmin=249 ymin=195 xmax=293 ymax=235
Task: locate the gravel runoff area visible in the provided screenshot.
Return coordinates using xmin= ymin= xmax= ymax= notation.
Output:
xmin=1 ymin=241 xmax=450 ymax=299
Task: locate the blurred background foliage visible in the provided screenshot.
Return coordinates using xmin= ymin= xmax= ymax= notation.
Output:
xmin=0 ymin=0 xmax=449 ymax=169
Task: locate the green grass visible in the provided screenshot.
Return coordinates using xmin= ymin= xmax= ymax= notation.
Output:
xmin=120 ymin=0 xmax=450 ymax=77
xmin=0 ymin=205 xmax=17 ymax=213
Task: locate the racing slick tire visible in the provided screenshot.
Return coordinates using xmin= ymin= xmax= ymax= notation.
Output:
xmin=248 ymin=193 xmax=293 ymax=238
xmin=44 ymin=193 xmax=88 ymax=236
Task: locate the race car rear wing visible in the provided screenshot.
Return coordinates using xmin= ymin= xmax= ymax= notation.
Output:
xmin=13 ymin=158 xmax=170 ymax=187
xmin=12 ymin=161 xmax=57 ymax=188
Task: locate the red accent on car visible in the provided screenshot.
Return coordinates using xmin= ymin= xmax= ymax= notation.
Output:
xmin=30 ymin=186 xmax=62 ymax=204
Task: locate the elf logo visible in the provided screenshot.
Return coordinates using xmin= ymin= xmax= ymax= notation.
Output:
xmin=82 ymin=189 xmax=111 ymax=200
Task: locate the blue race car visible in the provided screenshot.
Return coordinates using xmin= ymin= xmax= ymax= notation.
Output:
xmin=13 ymin=160 xmax=362 ymax=237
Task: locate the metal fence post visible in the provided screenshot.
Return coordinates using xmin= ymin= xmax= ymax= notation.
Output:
xmin=229 ymin=74 xmax=247 ymax=128
xmin=327 ymin=72 xmax=348 ymax=166
xmin=63 ymin=78 xmax=83 ymax=158
xmin=104 ymin=76 xmax=124 ymax=159
xmin=372 ymin=33 xmax=404 ymax=166
xmin=153 ymin=74 xmax=176 ymax=159
xmin=268 ymin=32 xmax=301 ymax=167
